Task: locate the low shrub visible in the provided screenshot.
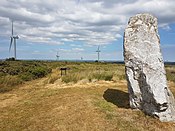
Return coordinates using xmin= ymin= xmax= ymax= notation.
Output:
xmin=0 ymin=75 xmax=23 ymax=93
xmin=6 ymin=67 xmax=21 ymax=75
xmin=92 ymin=73 xmax=114 ymax=81
xmin=19 ymin=72 xmax=34 ymax=81
xmin=62 ymin=74 xmax=84 ymax=83
xmin=29 ymin=67 xmax=49 ymax=78
xmin=0 ymin=61 xmax=52 ymax=92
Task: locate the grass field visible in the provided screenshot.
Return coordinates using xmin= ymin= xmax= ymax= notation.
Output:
xmin=0 ymin=61 xmax=175 ymax=130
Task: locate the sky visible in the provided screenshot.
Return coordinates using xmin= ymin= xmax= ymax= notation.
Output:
xmin=0 ymin=0 xmax=175 ymax=61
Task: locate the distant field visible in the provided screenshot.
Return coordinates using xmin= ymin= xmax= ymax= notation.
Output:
xmin=0 ymin=61 xmax=174 ymax=93
xmin=0 ymin=61 xmax=126 ymax=92
xmin=0 ymin=61 xmax=175 ymax=130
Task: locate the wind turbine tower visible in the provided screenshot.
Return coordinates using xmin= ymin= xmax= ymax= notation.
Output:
xmin=96 ymin=45 xmax=101 ymax=62
xmin=56 ymin=51 xmax=60 ymax=61
xmin=81 ymin=57 xmax=83 ymax=61
xmin=9 ymin=21 xmax=19 ymax=60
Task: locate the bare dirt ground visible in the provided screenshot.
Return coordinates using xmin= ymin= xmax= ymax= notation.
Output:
xmin=1 ymin=77 xmax=175 ymax=131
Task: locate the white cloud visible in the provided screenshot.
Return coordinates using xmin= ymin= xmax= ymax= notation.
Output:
xmin=0 ymin=0 xmax=175 ymax=47
xmin=59 ymin=48 xmax=71 ymax=52
xmin=159 ymin=24 xmax=171 ymax=31
xmin=31 ymin=50 xmax=40 ymax=54
xmin=72 ymin=48 xmax=84 ymax=51
xmin=161 ymin=44 xmax=175 ymax=48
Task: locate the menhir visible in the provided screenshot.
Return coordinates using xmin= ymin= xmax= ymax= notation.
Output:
xmin=124 ymin=13 xmax=175 ymax=122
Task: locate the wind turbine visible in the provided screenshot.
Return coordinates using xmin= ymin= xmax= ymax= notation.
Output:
xmin=9 ymin=21 xmax=19 ymax=60
xmin=96 ymin=45 xmax=101 ymax=62
xmin=56 ymin=50 xmax=60 ymax=61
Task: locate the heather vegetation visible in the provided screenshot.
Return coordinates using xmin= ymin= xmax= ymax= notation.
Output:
xmin=0 ymin=61 xmax=51 ymax=92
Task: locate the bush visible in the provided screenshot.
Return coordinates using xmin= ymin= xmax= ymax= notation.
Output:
xmin=26 ymin=66 xmax=51 ymax=79
xmin=5 ymin=67 xmax=21 ymax=75
xmin=5 ymin=57 xmax=15 ymax=61
xmin=19 ymin=72 xmax=34 ymax=81
xmin=29 ymin=67 xmax=47 ymax=78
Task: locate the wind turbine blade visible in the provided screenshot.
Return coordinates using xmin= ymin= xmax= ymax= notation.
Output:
xmin=9 ymin=37 xmax=13 ymax=52
xmin=14 ymin=38 xmax=16 ymax=59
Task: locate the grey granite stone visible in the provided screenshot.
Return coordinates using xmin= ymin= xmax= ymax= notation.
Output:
xmin=124 ymin=13 xmax=175 ymax=122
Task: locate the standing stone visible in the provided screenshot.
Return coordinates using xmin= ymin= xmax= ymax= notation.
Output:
xmin=124 ymin=13 xmax=175 ymax=122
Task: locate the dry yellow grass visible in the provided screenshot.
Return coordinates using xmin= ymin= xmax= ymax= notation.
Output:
xmin=46 ymin=68 xmax=61 ymax=84
xmin=0 ymin=63 xmax=175 ymax=131
xmin=1 ymin=78 xmax=175 ymax=130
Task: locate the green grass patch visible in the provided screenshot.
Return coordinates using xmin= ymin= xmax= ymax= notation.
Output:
xmin=94 ymin=99 xmax=114 ymax=112
xmin=91 ymin=72 xmax=113 ymax=81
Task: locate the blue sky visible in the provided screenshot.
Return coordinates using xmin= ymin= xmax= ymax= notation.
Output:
xmin=0 ymin=0 xmax=175 ymax=61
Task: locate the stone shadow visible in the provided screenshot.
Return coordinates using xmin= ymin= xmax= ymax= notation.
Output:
xmin=103 ymin=88 xmax=130 ymax=109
